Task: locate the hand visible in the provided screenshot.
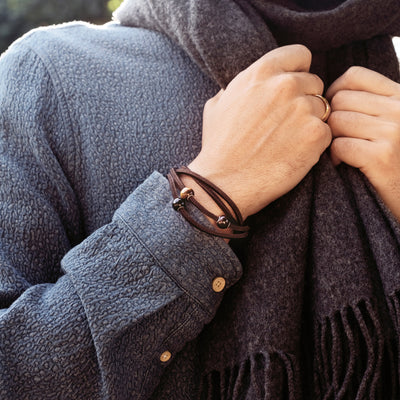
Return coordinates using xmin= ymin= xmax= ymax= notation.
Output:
xmin=188 ymin=45 xmax=332 ymax=219
xmin=326 ymin=66 xmax=400 ymax=220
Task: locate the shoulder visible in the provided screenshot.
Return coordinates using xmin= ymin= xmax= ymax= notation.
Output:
xmin=2 ymin=21 xmax=177 ymax=59
xmin=0 ymin=21 xmax=204 ymax=94
xmin=0 ymin=20 xmax=217 ymax=134
xmin=0 ymin=21 xmax=216 ymax=112
xmin=1 ymin=21 xmax=204 ymax=82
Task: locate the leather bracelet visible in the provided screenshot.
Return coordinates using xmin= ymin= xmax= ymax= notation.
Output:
xmin=167 ymin=167 xmax=249 ymax=239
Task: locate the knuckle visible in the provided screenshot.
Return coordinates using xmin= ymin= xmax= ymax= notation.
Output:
xmin=294 ymin=96 xmax=312 ymax=114
xmin=240 ymin=66 xmax=268 ymax=89
xmin=343 ymin=66 xmax=364 ymax=85
xmin=346 ymin=65 xmax=362 ymax=77
xmin=391 ymin=101 xmax=400 ymax=117
xmin=292 ymin=44 xmax=312 ymax=61
xmin=328 ymin=110 xmax=352 ymax=135
xmin=331 ymin=137 xmax=351 ymax=156
xmin=385 ymin=121 xmax=400 ymax=139
xmin=327 ymin=109 xmax=338 ymax=123
xmin=313 ymin=74 xmax=325 ymax=94
xmin=392 ymin=92 xmax=400 ymax=102
xmin=274 ymin=74 xmax=299 ymax=97
xmin=326 ymin=110 xmax=340 ymax=130
xmin=330 ymin=92 xmax=345 ymax=110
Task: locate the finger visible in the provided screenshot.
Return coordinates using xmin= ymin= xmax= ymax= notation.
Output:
xmin=326 ymin=66 xmax=400 ymax=99
xmin=330 ymin=137 xmax=376 ymax=170
xmin=252 ymin=44 xmax=312 ymax=74
xmin=285 ymin=72 xmax=324 ymax=95
xmin=330 ymin=148 xmax=342 ymax=166
xmin=329 ymin=111 xmax=397 ymax=141
xmin=331 ymin=89 xmax=400 ymax=118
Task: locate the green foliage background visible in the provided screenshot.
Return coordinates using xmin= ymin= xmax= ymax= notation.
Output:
xmin=0 ymin=0 xmax=123 ymax=54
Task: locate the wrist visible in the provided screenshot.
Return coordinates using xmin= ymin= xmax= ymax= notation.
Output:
xmin=180 ymin=175 xmax=234 ymax=242
xmin=187 ymin=160 xmax=251 ymax=220
xmin=167 ymin=166 xmax=249 ymax=241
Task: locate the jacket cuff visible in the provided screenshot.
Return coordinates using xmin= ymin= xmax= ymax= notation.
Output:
xmin=114 ymin=171 xmax=243 ymax=315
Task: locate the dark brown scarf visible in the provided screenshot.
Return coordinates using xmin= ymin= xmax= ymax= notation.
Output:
xmin=115 ymin=1 xmax=400 ymax=398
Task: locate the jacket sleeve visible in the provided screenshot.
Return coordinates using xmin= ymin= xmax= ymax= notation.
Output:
xmin=0 ymin=40 xmax=242 ymax=399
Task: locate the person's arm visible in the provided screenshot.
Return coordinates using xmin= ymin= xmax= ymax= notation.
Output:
xmin=326 ymin=66 xmax=400 ymax=221
xmin=0 ymin=42 xmax=242 ymax=399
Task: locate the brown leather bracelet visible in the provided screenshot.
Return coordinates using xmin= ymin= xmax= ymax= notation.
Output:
xmin=167 ymin=167 xmax=249 ymax=239
xmin=169 ymin=168 xmax=248 ymax=233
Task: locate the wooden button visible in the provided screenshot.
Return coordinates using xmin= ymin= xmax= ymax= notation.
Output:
xmin=212 ymin=277 xmax=226 ymax=293
xmin=160 ymin=351 xmax=172 ymax=363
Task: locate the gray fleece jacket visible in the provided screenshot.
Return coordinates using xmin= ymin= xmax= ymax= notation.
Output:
xmin=0 ymin=22 xmax=242 ymax=399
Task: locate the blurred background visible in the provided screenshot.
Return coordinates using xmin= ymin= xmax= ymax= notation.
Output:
xmin=0 ymin=0 xmax=123 ymax=54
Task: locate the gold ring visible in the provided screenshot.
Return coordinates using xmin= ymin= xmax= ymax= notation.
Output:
xmin=312 ymin=94 xmax=331 ymax=122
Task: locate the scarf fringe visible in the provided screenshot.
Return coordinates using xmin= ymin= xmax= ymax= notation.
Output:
xmin=200 ymin=351 xmax=299 ymax=400
xmin=313 ymin=298 xmax=397 ymax=399
xmin=387 ymin=290 xmax=400 ymax=391
xmin=200 ymin=297 xmax=400 ymax=399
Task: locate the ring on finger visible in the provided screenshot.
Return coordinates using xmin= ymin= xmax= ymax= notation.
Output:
xmin=312 ymin=94 xmax=331 ymax=122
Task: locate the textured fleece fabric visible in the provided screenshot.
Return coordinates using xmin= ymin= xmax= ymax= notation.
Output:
xmin=0 ymin=22 xmax=242 ymax=399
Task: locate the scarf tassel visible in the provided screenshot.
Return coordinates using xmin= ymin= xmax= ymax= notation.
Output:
xmin=199 ymin=350 xmax=300 ymax=400
xmin=313 ymin=298 xmax=398 ymax=399
xmin=200 ymin=297 xmax=400 ymax=399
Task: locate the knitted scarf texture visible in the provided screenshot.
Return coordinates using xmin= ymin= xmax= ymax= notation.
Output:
xmin=115 ymin=1 xmax=400 ymax=398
